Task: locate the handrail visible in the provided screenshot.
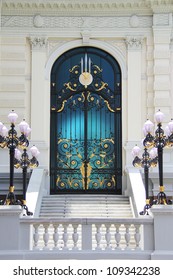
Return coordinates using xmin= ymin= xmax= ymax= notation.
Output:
xmin=20 ymin=217 xmax=153 ymax=225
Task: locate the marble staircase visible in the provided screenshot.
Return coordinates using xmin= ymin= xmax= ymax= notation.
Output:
xmin=39 ymin=194 xmax=133 ymax=218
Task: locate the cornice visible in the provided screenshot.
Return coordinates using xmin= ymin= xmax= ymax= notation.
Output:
xmin=2 ymin=1 xmax=173 ymax=17
xmin=1 ymin=0 xmax=152 ymax=16
xmin=148 ymin=0 xmax=173 ymax=13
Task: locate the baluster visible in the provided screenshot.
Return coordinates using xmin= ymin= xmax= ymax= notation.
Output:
xmin=95 ymin=224 xmax=102 ymax=250
xmin=53 ymin=223 xmax=59 ymax=250
xmin=105 ymin=224 xmax=111 ymax=250
xmin=114 ymin=224 xmax=121 ymax=250
xmin=43 ymin=223 xmax=50 ymax=250
xmin=33 ymin=223 xmax=40 ymax=250
xmin=63 ymin=224 xmax=69 ymax=250
xmin=134 ymin=224 xmax=141 ymax=250
xmin=125 ymin=224 xmax=131 ymax=249
xmin=72 ymin=224 xmax=79 ymax=250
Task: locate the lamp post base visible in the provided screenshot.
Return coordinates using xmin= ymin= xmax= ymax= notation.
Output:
xmin=5 ymin=186 xmax=21 ymax=206
xmin=21 ymin=200 xmax=33 ymax=216
xmin=139 ymin=199 xmax=151 ymax=215
xmin=152 ymin=186 xmax=172 ymax=205
xmin=0 ymin=187 xmax=33 ymax=216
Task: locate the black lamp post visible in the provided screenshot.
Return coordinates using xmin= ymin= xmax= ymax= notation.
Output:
xmin=132 ymin=145 xmax=158 ymax=214
xmin=14 ymin=146 xmax=39 ymax=215
xmin=134 ymin=110 xmax=173 ymax=207
xmin=0 ymin=110 xmax=39 ymax=215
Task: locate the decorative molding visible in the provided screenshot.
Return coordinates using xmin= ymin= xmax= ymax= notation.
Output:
xmin=2 ymin=0 xmax=173 ymax=16
xmin=125 ymin=37 xmax=143 ymax=50
xmin=45 ymin=39 xmax=127 ymax=80
xmin=33 ymin=14 xmax=44 ymax=28
xmin=1 ymin=15 xmax=153 ymax=29
xmin=2 ymin=1 xmax=151 ymax=16
xmin=81 ymin=30 xmax=91 ymax=44
xmin=153 ymin=13 xmax=170 ymax=26
xmin=29 ymin=37 xmax=47 ymax=50
xmin=149 ymin=1 xmax=173 ymax=13
xmin=47 ymin=40 xmax=72 ymax=55
xmin=105 ymin=40 xmax=127 ymax=58
xmin=129 ymin=14 xmax=139 ymax=28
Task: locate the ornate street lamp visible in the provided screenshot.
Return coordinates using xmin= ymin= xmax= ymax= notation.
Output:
xmin=136 ymin=110 xmax=173 ymax=206
xmin=14 ymin=146 xmax=39 ymax=215
xmin=0 ymin=110 xmax=38 ymax=215
xmin=132 ymin=145 xmax=158 ymax=214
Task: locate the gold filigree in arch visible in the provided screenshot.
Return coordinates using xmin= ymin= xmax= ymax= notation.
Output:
xmin=52 ymin=62 xmax=116 ymax=114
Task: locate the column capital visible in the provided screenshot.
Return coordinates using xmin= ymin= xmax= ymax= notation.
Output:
xmin=29 ymin=37 xmax=48 ymax=50
xmin=125 ymin=37 xmax=143 ymax=50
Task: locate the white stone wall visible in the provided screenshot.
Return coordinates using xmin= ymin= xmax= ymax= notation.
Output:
xmin=1 ymin=1 xmax=173 ymax=193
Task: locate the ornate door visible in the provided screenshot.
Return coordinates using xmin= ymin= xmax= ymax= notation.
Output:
xmin=50 ymin=47 xmax=122 ymax=194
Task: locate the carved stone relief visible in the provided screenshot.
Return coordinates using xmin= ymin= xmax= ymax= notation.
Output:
xmin=2 ymin=15 xmax=152 ymax=29
xmin=29 ymin=37 xmax=47 ymax=49
xmin=129 ymin=15 xmax=139 ymax=28
xmin=33 ymin=14 xmax=44 ymax=28
xmin=47 ymin=40 xmax=72 ymax=55
xmin=125 ymin=37 xmax=143 ymax=50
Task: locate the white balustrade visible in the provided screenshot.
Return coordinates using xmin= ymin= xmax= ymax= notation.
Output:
xmin=33 ymin=223 xmax=40 ymax=250
xmin=72 ymin=224 xmax=79 ymax=250
xmin=124 ymin=224 xmax=131 ymax=249
xmin=105 ymin=224 xmax=111 ymax=250
xmin=95 ymin=224 xmax=102 ymax=250
xmin=53 ymin=223 xmax=59 ymax=250
xmin=4 ymin=205 xmax=173 ymax=259
xmin=20 ymin=218 xmax=153 ymax=251
xmin=43 ymin=223 xmax=49 ymax=250
xmin=115 ymin=224 xmax=121 ymax=249
xmin=63 ymin=224 xmax=69 ymax=250
xmin=134 ymin=224 xmax=141 ymax=250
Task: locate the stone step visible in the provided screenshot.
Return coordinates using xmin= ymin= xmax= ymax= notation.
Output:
xmin=42 ymin=195 xmax=129 ymax=199
xmin=39 ymin=194 xmax=133 ymax=218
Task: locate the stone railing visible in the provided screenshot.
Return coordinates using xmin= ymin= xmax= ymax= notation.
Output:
xmin=20 ymin=217 xmax=154 ymax=252
xmin=1 ymin=205 xmax=173 ymax=259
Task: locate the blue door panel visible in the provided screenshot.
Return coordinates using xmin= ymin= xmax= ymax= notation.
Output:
xmin=50 ymin=47 xmax=122 ymax=193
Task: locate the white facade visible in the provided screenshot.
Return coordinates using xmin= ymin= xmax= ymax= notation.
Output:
xmin=1 ymin=1 xmax=173 ymax=190
xmin=1 ymin=0 xmax=173 ymax=260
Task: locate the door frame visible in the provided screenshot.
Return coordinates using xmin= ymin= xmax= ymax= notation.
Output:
xmin=50 ymin=46 xmax=123 ymax=194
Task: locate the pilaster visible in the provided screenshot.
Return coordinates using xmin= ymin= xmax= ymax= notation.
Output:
xmin=126 ymin=37 xmax=143 ymax=142
xmin=30 ymin=37 xmax=48 ymax=143
xmin=146 ymin=36 xmax=154 ymax=121
xmin=153 ymin=13 xmax=172 ymax=123
xmin=170 ymin=38 xmax=173 ymax=119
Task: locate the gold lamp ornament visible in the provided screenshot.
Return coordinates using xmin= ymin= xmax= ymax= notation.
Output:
xmin=79 ymin=53 xmax=93 ymax=88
